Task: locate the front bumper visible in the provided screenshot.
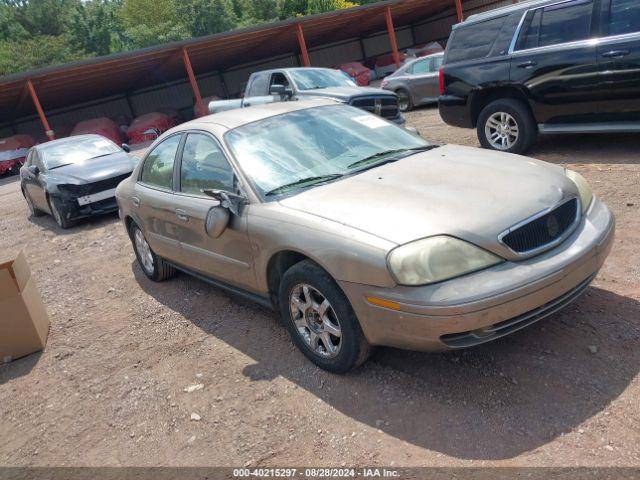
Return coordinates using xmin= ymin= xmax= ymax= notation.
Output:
xmin=339 ymin=198 xmax=615 ymax=351
xmin=53 ymin=194 xmax=119 ymax=222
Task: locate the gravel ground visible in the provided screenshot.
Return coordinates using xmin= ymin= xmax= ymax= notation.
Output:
xmin=0 ymin=107 xmax=638 ymax=467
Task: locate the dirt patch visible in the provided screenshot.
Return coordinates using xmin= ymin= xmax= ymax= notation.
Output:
xmin=0 ymin=107 xmax=638 ymax=467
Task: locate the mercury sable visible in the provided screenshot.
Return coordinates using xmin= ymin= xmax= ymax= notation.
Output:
xmin=116 ymin=100 xmax=614 ymax=372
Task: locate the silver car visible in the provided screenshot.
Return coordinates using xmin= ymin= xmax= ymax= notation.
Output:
xmin=381 ymin=53 xmax=444 ymax=112
xmin=116 ymin=99 xmax=614 ymax=373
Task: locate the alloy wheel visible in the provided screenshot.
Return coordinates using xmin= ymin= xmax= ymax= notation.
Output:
xmin=485 ymin=112 xmax=519 ymax=150
xmin=133 ymin=228 xmax=154 ymax=275
xmin=289 ymin=283 xmax=342 ymax=358
xmin=50 ymin=201 xmax=64 ymax=226
xmin=396 ymin=90 xmax=410 ymax=112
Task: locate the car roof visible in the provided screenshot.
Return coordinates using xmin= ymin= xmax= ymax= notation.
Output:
xmin=172 ymin=98 xmax=340 ymax=131
xmin=460 ymin=0 xmax=561 ymax=27
xmin=253 ymin=67 xmax=337 ymax=75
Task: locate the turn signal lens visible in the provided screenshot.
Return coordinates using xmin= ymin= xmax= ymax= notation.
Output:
xmin=366 ymin=297 xmax=401 ymax=311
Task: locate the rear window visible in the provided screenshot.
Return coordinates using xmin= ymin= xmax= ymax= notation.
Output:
xmin=446 ymin=16 xmax=508 ymax=63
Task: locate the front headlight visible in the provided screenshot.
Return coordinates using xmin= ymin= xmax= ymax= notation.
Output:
xmin=387 ymin=236 xmax=503 ymax=286
xmin=565 ymin=169 xmax=593 ymax=213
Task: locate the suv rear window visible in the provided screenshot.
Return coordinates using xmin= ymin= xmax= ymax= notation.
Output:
xmin=446 ymin=16 xmax=508 ymax=63
xmin=516 ymin=0 xmax=593 ymax=50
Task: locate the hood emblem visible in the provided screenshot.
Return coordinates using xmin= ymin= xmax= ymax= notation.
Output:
xmin=374 ymin=99 xmax=382 ymax=116
xmin=546 ymin=214 xmax=560 ymax=237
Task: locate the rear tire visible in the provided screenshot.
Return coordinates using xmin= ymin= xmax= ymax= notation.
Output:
xmin=477 ymin=98 xmax=537 ymax=154
xmin=278 ymin=260 xmax=371 ymax=373
xmin=396 ymin=88 xmax=413 ymax=112
xmin=129 ymin=222 xmax=175 ymax=282
xmin=47 ymin=195 xmax=73 ymax=229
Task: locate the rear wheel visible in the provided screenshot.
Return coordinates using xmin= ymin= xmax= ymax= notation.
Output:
xmin=47 ymin=196 xmax=73 ymax=229
xmin=396 ymin=88 xmax=413 ymax=112
xmin=477 ymin=98 xmax=537 ymax=154
xmin=129 ymin=223 xmax=175 ymax=282
xmin=279 ymin=260 xmax=371 ymax=373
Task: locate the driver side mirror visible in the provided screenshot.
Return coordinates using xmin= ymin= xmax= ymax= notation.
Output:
xmin=122 ymin=143 xmax=131 ymax=153
xmin=269 ymin=84 xmax=293 ymax=98
xmin=205 ymin=206 xmax=230 ymax=239
xmin=28 ymin=165 xmax=39 ymax=176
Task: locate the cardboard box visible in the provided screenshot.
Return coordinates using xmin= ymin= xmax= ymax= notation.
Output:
xmin=0 ymin=251 xmax=50 ymax=363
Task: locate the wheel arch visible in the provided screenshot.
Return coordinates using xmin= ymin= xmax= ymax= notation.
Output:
xmin=469 ymin=86 xmax=532 ymax=128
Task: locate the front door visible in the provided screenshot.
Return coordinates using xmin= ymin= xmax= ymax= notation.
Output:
xmin=509 ymin=0 xmax=600 ymax=124
xmin=24 ymin=150 xmax=48 ymax=211
xmin=171 ymin=132 xmax=255 ymax=289
xmin=597 ymin=0 xmax=640 ymax=120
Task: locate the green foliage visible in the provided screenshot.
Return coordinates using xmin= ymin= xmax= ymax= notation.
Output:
xmin=0 ymin=0 xmax=381 ymax=75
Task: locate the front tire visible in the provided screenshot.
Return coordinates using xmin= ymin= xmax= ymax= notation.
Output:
xmin=47 ymin=195 xmax=73 ymax=229
xmin=279 ymin=260 xmax=371 ymax=373
xmin=129 ymin=223 xmax=175 ymax=282
xmin=477 ymin=98 xmax=536 ymax=154
xmin=396 ymin=88 xmax=413 ymax=112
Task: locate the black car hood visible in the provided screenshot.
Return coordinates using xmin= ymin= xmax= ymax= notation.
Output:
xmin=47 ymin=152 xmax=138 ymax=185
xmin=297 ymin=86 xmax=397 ymax=101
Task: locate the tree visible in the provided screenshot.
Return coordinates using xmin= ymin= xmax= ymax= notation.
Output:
xmin=4 ymin=0 xmax=79 ymax=37
xmin=70 ymin=1 xmax=124 ymax=56
xmin=250 ymin=0 xmax=282 ymax=22
xmin=280 ymin=0 xmax=307 ymax=18
xmin=120 ymin=0 xmax=190 ymax=48
xmin=177 ymin=0 xmax=237 ymax=37
xmin=0 ymin=34 xmax=86 ymax=75
xmin=307 ymin=0 xmax=356 ymax=15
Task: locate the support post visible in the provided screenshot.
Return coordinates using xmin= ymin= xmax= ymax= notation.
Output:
xmin=454 ymin=0 xmax=464 ymax=23
xmin=27 ymin=80 xmax=54 ymax=141
xmin=182 ymin=47 xmax=205 ymax=117
xmin=384 ymin=6 xmax=401 ymax=69
xmin=296 ymin=23 xmax=311 ymax=67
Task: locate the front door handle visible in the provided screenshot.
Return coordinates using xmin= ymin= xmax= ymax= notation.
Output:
xmin=175 ymin=209 xmax=189 ymax=221
xmin=601 ymin=49 xmax=630 ymax=58
xmin=132 ymin=196 xmax=140 ymax=208
xmin=517 ymin=60 xmax=537 ymax=69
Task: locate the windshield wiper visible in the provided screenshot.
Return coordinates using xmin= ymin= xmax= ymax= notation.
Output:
xmin=347 ymin=145 xmax=438 ymax=170
xmin=265 ymin=174 xmax=344 ymax=196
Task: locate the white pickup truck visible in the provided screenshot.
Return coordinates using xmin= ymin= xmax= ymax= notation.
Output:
xmin=209 ymin=67 xmax=404 ymax=124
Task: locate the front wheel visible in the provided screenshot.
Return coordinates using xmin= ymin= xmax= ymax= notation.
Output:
xmin=279 ymin=260 xmax=371 ymax=373
xmin=396 ymin=88 xmax=412 ymax=112
xmin=47 ymin=196 xmax=73 ymax=229
xmin=129 ymin=223 xmax=175 ymax=282
xmin=477 ymin=98 xmax=537 ymax=154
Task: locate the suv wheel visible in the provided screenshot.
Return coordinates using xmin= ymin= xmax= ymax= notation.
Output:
xmin=477 ymin=99 xmax=536 ymax=154
xmin=279 ymin=260 xmax=371 ymax=373
xmin=396 ymin=88 xmax=412 ymax=112
xmin=129 ymin=223 xmax=176 ymax=282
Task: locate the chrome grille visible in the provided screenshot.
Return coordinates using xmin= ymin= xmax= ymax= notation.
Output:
xmin=350 ymin=96 xmax=399 ymax=119
xmin=501 ymin=198 xmax=579 ymax=254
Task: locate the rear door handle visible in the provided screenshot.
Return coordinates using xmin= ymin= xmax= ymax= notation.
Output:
xmin=175 ymin=209 xmax=189 ymax=221
xmin=132 ymin=196 xmax=140 ymax=208
xmin=601 ymin=49 xmax=630 ymax=58
xmin=517 ymin=60 xmax=537 ymax=69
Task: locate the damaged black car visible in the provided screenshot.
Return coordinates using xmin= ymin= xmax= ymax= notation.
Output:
xmin=20 ymin=134 xmax=138 ymax=229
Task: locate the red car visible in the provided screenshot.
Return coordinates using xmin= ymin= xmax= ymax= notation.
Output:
xmin=127 ymin=112 xmax=177 ymax=145
xmin=0 ymin=135 xmax=35 ymax=175
xmin=339 ymin=62 xmax=371 ymax=86
xmin=71 ymin=117 xmax=123 ymax=145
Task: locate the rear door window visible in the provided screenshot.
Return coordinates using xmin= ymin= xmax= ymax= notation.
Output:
xmin=411 ymin=58 xmax=430 ymax=74
xmin=608 ymin=0 xmax=640 ymax=36
xmin=446 ymin=16 xmax=508 ymax=63
xmin=517 ymin=1 xmax=594 ymax=50
xmin=140 ymin=134 xmax=181 ymax=190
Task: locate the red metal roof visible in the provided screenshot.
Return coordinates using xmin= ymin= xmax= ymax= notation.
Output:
xmin=0 ymin=0 xmax=455 ymax=123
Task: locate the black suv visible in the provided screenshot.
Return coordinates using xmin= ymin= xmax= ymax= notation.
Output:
xmin=439 ymin=0 xmax=640 ymax=153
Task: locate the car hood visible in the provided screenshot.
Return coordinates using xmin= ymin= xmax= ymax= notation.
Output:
xmin=278 ymin=144 xmax=578 ymax=259
xmin=298 ymin=86 xmax=397 ymax=101
xmin=47 ymin=151 xmax=138 ymax=185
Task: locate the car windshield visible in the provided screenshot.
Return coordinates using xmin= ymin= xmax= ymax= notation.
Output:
xmin=290 ymin=69 xmax=357 ymax=90
xmin=42 ymin=136 xmax=121 ymax=169
xmin=225 ymin=105 xmax=431 ymax=197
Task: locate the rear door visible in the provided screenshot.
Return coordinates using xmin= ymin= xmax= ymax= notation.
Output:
xmin=510 ymin=0 xmax=600 ymax=124
xmin=171 ymin=131 xmax=255 ymax=288
xmin=597 ymin=0 xmax=640 ymax=120
xmin=407 ymin=57 xmax=440 ymax=104
xmin=134 ymin=134 xmax=183 ymax=261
